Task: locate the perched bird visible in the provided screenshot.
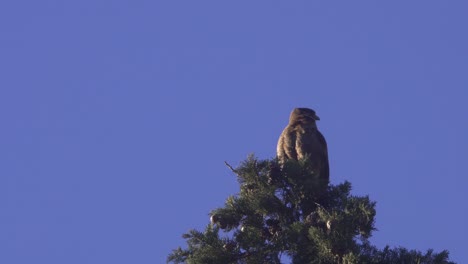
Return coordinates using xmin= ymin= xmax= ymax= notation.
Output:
xmin=277 ymin=108 xmax=329 ymax=183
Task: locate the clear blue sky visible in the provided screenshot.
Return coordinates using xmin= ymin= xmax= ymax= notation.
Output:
xmin=1 ymin=1 xmax=467 ymax=263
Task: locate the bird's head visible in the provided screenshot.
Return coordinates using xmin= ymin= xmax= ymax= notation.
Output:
xmin=290 ymin=108 xmax=320 ymax=124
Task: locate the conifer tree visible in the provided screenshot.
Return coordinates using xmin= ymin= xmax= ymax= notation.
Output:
xmin=167 ymin=156 xmax=454 ymax=264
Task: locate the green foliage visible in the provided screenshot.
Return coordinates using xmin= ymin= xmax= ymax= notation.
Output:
xmin=358 ymin=242 xmax=455 ymax=264
xmin=167 ymin=156 xmax=454 ymax=264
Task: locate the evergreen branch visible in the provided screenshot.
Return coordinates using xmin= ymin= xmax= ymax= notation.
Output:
xmin=224 ymin=161 xmax=238 ymax=174
xmin=168 ymin=157 xmax=455 ymax=264
xmin=315 ymin=202 xmax=331 ymax=217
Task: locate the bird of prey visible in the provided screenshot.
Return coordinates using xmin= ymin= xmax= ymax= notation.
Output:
xmin=277 ymin=108 xmax=329 ymax=184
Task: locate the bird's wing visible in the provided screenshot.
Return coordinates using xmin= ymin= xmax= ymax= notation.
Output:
xmin=316 ymin=130 xmax=330 ymax=181
xmin=296 ymin=128 xmax=330 ymax=181
xmin=277 ymin=126 xmax=297 ymax=161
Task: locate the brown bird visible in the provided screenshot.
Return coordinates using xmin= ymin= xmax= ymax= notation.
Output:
xmin=277 ymin=108 xmax=329 ymax=183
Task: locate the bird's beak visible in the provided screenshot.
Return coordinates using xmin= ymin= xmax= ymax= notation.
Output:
xmin=314 ymin=114 xmax=320 ymax=121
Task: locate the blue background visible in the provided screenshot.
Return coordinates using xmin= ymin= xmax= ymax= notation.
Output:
xmin=1 ymin=1 xmax=467 ymax=263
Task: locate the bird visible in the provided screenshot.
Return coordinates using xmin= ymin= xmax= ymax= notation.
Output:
xmin=276 ymin=108 xmax=329 ymax=184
